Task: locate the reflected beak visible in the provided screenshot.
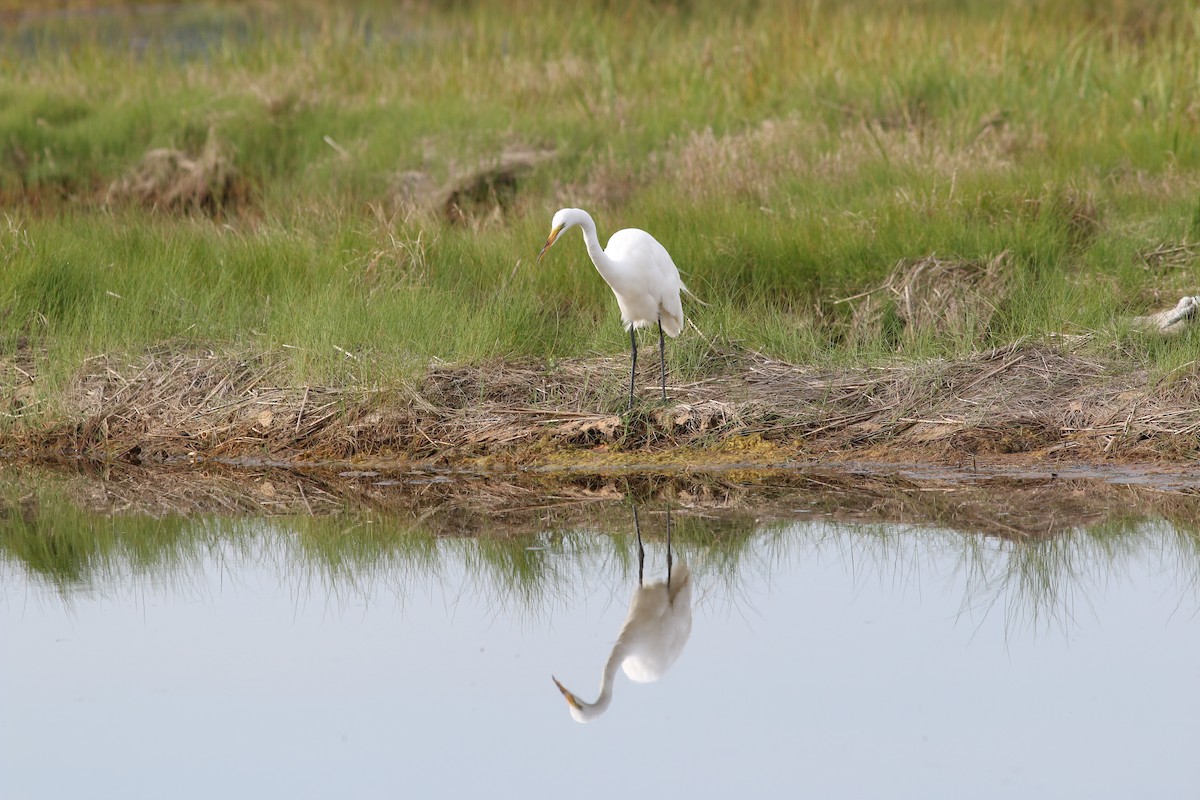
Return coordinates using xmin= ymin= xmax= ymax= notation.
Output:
xmin=537 ymin=225 xmax=563 ymax=263
xmin=552 ymin=676 xmax=581 ymax=710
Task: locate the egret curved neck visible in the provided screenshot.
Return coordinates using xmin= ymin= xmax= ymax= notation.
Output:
xmin=574 ymin=212 xmax=616 ymax=279
xmin=573 ymin=641 xmax=626 ymax=722
xmin=595 ymin=642 xmax=627 ymax=710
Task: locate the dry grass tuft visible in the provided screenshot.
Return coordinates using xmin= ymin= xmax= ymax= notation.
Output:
xmin=664 ymin=111 xmax=1037 ymax=216
xmin=106 ymin=132 xmax=247 ymax=215
xmin=555 ymin=151 xmax=645 ymax=214
xmin=669 ymin=118 xmax=819 ymax=207
xmin=849 ymin=251 xmax=1012 ymax=343
xmin=1133 ymin=240 xmax=1200 ymax=307
xmin=1139 ymin=241 xmax=1200 ymax=272
xmin=815 ymin=111 xmax=1034 ymax=186
xmin=386 ymin=147 xmax=556 ymax=224
xmin=1 ymin=326 xmax=39 ymax=417
xmin=440 ymin=147 xmax=556 ymax=225
xmin=1038 ymin=185 xmax=1102 ymax=247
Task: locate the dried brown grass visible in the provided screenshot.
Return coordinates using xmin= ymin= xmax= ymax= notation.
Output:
xmin=847 ymin=251 xmax=1013 ymax=344
xmin=1135 ymin=240 xmax=1200 ymax=308
xmin=106 ymin=132 xmax=248 ymax=215
xmin=7 ymin=339 xmax=1200 ymax=467
xmin=816 ymin=111 xmax=1032 ymax=183
xmin=389 ymin=146 xmax=557 ymax=225
xmin=660 ymin=111 xmax=1040 ymax=221
xmin=668 ymin=118 xmax=821 ymax=208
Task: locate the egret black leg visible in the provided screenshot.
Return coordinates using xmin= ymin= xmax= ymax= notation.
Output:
xmin=658 ymin=320 xmax=667 ymax=402
xmin=628 ymin=326 xmax=638 ymax=411
xmin=633 ymin=505 xmax=645 ymax=586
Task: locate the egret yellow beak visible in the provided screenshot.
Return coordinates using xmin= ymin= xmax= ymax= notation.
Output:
xmin=537 ymin=225 xmax=563 ymax=263
xmin=552 ymin=676 xmax=581 ymax=710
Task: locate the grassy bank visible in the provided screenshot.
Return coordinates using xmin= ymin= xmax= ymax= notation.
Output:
xmin=2 ymin=1 xmax=1199 ymax=460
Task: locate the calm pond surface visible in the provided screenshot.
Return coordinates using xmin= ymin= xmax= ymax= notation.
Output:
xmin=2 ymin=466 xmax=1198 ymax=799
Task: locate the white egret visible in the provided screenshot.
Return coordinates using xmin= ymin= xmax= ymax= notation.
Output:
xmin=552 ymin=507 xmax=692 ymax=723
xmin=537 ymin=208 xmax=692 ymax=410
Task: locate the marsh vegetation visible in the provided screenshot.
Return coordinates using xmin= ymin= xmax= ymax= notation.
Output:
xmin=2 ymin=1 xmax=1199 ymax=464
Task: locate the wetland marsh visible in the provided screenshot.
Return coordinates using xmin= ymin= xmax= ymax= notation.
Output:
xmin=2 ymin=0 xmax=1200 ymax=467
xmin=3 ymin=4 xmax=1200 ymax=794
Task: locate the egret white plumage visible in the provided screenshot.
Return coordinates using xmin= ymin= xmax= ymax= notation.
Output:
xmin=537 ymin=208 xmax=691 ymax=410
xmin=552 ymin=507 xmax=692 ymax=723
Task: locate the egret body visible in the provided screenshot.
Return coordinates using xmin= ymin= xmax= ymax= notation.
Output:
xmin=537 ymin=208 xmax=689 ymax=409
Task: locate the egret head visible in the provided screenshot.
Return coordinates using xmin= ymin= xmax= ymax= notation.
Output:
xmin=552 ymin=675 xmax=608 ymax=724
xmin=537 ymin=208 xmax=582 ymax=263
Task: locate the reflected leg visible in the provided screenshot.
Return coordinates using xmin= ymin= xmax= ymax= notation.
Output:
xmin=633 ymin=504 xmax=645 ymax=586
xmin=665 ymin=504 xmax=673 ymax=590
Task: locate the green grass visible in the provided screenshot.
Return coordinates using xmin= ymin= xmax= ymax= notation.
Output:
xmin=3 ymin=0 xmax=1200 ymax=401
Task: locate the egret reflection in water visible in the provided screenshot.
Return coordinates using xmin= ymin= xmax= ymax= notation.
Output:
xmin=552 ymin=506 xmax=693 ymax=723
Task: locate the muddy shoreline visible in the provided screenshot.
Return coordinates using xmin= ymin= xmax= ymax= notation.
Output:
xmin=4 ymin=456 xmax=1199 ymax=543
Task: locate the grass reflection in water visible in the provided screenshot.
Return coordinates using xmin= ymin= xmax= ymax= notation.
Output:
xmin=1 ymin=463 xmax=1198 ymax=635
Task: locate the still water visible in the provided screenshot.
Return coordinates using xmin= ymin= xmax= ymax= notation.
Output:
xmin=2 ymin=469 xmax=1198 ymax=799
